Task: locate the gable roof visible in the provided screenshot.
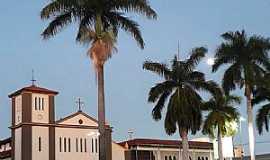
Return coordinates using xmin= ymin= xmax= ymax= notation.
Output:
xmin=56 ymin=111 xmax=110 ymax=127
xmin=56 ymin=111 xmax=98 ymax=124
xmin=9 ymin=85 xmax=58 ymax=98
xmin=118 ymin=138 xmax=213 ymax=150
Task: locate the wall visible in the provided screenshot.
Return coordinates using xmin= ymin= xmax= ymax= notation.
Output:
xmin=14 ymin=128 xmax=21 ymax=160
xmin=32 ymin=126 xmax=49 ymax=160
xmin=112 ymin=142 xmax=125 ymax=160
xmin=55 ymin=127 xmax=99 ymax=160
xmin=31 ymin=94 xmax=49 ymax=123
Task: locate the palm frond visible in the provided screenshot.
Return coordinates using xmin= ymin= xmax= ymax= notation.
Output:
xmin=143 ymin=61 xmax=171 ymax=79
xmin=148 ymin=81 xmax=175 ymax=103
xmin=256 ymin=104 xmax=270 ymax=134
xmin=112 ymin=0 xmax=157 ymax=19
xmin=41 ymin=12 xmax=73 ymax=39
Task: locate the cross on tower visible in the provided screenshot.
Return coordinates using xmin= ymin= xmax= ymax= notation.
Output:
xmin=76 ymin=98 xmax=84 ymax=112
xmin=31 ymin=69 xmax=37 ymax=86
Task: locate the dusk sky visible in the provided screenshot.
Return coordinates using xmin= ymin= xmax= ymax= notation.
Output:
xmin=1 ymin=0 xmax=270 ymax=155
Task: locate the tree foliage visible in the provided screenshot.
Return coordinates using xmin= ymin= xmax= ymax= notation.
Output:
xmin=143 ymin=47 xmax=221 ymax=135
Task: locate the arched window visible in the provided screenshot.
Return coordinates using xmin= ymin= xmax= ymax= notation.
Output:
xmin=165 ymin=156 xmax=168 ymax=160
xmin=38 ymin=97 xmax=41 ymax=110
xmin=80 ymin=138 xmax=83 ymax=152
xmin=169 ymin=156 xmax=172 ymax=160
xmin=84 ymin=138 xmax=87 ymax=152
xmin=189 ymin=156 xmax=192 ymax=160
xmin=68 ymin=138 xmax=71 ymax=152
xmin=64 ymin=138 xmax=67 ymax=152
xmin=173 ymin=156 xmax=176 ymax=160
xmin=91 ymin=138 xmax=94 ymax=153
xmin=41 ymin=98 xmax=44 ymax=110
xmin=95 ymin=138 xmax=98 ymax=153
xmin=59 ymin=137 xmax=62 ymax=152
xmin=205 ymin=157 xmax=208 ymax=160
xmin=38 ymin=137 xmax=41 ymax=152
xmin=202 ymin=157 xmax=204 ymax=160
xmin=35 ymin=97 xmax=37 ymax=110
xmin=198 ymin=157 xmax=201 ymax=160
xmin=76 ymin=138 xmax=78 ymax=152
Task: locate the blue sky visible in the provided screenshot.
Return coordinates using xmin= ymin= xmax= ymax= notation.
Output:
xmin=1 ymin=0 xmax=270 ymax=155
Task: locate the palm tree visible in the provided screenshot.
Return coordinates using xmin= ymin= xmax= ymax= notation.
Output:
xmin=202 ymin=93 xmax=240 ymax=160
xmin=143 ymin=47 xmax=220 ymax=160
xmin=212 ymin=30 xmax=270 ymax=160
xmin=252 ymin=73 xmax=270 ymax=134
xmin=40 ymin=1 xmax=157 ymax=160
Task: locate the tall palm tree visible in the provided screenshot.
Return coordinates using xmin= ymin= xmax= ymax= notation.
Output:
xmin=143 ymin=47 xmax=220 ymax=160
xmin=252 ymin=73 xmax=270 ymax=134
xmin=202 ymin=93 xmax=240 ymax=160
xmin=212 ymin=30 xmax=270 ymax=160
xmin=40 ymin=1 xmax=157 ymax=160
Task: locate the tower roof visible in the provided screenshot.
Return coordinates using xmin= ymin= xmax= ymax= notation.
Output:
xmin=8 ymin=85 xmax=58 ymax=98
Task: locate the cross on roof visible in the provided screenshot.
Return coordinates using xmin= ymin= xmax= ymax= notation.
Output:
xmin=31 ymin=69 xmax=37 ymax=86
xmin=76 ymin=98 xmax=84 ymax=112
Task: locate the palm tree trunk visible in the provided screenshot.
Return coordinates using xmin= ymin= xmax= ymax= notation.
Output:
xmin=97 ymin=65 xmax=106 ymax=160
xmin=217 ymin=127 xmax=224 ymax=160
xmin=245 ymin=85 xmax=255 ymax=160
xmin=180 ymin=128 xmax=189 ymax=160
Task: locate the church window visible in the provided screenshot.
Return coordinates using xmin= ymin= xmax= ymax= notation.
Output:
xmin=68 ymin=138 xmax=71 ymax=152
xmin=38 ymin=137 xmax=42 ymax=152
xmin=35 ymin=97 xmax=37 ymax=110
xmin=173 ymin=156 xmax=176 ymax=160
xmin=84 ymin=138 xmax=87 ymax=152
xmin=202 ymin=157 xmax=204 ymax=160
xmin=169 ymin=156 xmax=172 ymax=160
xmin=64 ymin=138 xmax=67 ymax=152
xmin=165 ymin=156 xmax=168 ymax=160
xmin=95 ymin=138 xmax=98 ymax=153
xmin=76 ymin=138 xmax=78 ymax=152
xmin=59 ymin=137 xmax=62 ymax=152
xmin=205 ymin=157 xmax=208 ymax=160
xmin=91 ymin=138 xmax=94 ymax=153
xmin=80 ymin=138 xmax=83 ymax=152
xmin=38 ymin=97 xmax=41 ymax=110
xmin=198 ymin=157 xmax=201 ymax=160
xmin=41 ymin=98 xmax=44 ymax=110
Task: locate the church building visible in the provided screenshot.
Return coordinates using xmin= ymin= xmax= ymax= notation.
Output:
xmin=0 ymin=84 xmax=214 ymax=160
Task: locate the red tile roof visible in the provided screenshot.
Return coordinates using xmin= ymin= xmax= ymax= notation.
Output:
xmin=0 ymin=137 xmax=11 ymax=146
xmin=0 ymin=150 xmax=11 ymax=159
xmin=118 ymin=138 xmax=213 ymax=150
xmin=8 ymin=85 xmax=58 ymax=98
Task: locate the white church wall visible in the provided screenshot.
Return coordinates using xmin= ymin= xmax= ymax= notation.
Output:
xmin=58 ymin=114 xmax=98 ymax=126
xmin=112 ymin=142 xmax=125 ymax=160
xmin=32 ymin=126 xmax=49 ymax=160
xmin=31 ymin=94 xmax=49 ymax=123
xmin=55 ymin=127 xmax=99 ymax=160
xmin=14 ymin=128 xmax=21 ymax=160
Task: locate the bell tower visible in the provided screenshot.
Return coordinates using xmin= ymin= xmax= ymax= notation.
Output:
xmin=9 ymin=84 xmax=58 ymax=160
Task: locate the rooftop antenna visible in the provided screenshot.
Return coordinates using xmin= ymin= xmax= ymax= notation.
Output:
xmin=31 ymin=69 xmax=37 ymax=86
xmin=76 ymin=98 xmax=84 ymax=112
xmin=128 ymin=129 xmax=134 ymax=140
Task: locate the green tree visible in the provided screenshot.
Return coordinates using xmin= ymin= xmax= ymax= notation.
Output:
xmin=212 ymin=30 xmax=270 ymax=160
xmin=202 ymin=93 xmax=240 ymax=160
xmin=252 ymin=73 xmax=270 ymax=134
xmin=143 ymin=47 xmax=220 ymax=160
xmin=40 ymin=1 xmax=157 ymax=160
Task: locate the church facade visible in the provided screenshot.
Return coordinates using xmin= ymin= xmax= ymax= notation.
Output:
xmin=1 ymin=84 xmax=112 ymax=160
xmin=0 ymin=84 xmax=214 ymax=160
